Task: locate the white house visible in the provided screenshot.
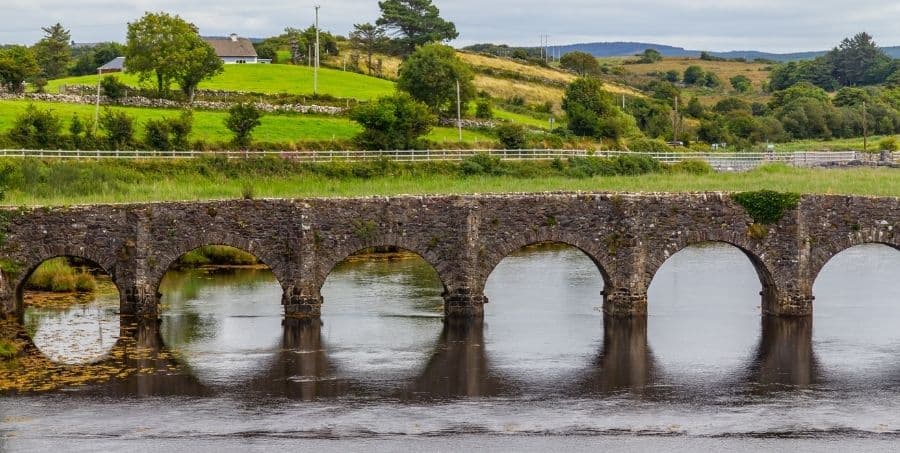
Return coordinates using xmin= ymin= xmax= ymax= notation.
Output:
xmin=202 ymin=34 xmax=262 ymax=64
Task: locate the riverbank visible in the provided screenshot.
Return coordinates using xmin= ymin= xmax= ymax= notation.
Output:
xmin=0 ymin=158 xmax=898 ymax=206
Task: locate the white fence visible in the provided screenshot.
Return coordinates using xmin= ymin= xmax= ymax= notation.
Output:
xmin=0 ymin=148 xmax=885 ymax=171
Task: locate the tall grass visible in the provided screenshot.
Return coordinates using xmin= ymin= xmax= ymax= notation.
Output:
xmin=0 ymin=157 xmax=897 ymax=207
xmin=25 ymin=258 xmax=97 ymax=293
xmin=178 ymin=246 xmax=260 ymax=267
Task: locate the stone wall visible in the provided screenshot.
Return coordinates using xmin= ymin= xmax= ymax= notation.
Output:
xmin=1 ymin=193 xmax=897 ymax=320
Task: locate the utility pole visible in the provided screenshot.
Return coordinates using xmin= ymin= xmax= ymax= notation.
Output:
xmin=457 ymin=80 xmax=463 ymax=143
xmin=862 ymin=101 xmax=868 ymax=152
xmin=314 ymin=5 xmax=321 ymax=96
xmin=94 ymin=68 xmax=102 ymax=133
xmin=673 ymin=96 xmax=679 ymax=143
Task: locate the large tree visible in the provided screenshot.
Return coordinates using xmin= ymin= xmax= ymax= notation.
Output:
xmin=827 ymin=32 xmax=892 ymax=87
xmin=563 ymin=78 xmax=638 ymax=140
xmin=377 ymin=0 xmax=458 ymax=56
xmin=177 ymin=42 xmax=224 ymax=103
xmin=350 ymin=23 xmax=389 ymax=75
xmin=125 ymin=12 xmax=218 ymax=96
xmin=34 ymin=23 xmax=72 ymax=79
xmin=0 ymin=46 xmax=40 ymax=93
xmin=559 ymin=51 xmax=601 ymax=77
xmin=397 ymin=43 xmax=474 ymax=114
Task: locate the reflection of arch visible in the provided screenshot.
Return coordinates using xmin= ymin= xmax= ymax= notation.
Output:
xmin=316 ymin=237 xmax=452 ymax=296
xmin=479 ymin=232 xmax=614 ymax=294
xmin=809 ymin=237 xmax=900 ymax=288
xmin=571 ymin=317 xmax=658 ymax=396
xmin=646 ymin=237 xmax=778 ymax=312
xmin=150 ymin=236 xmax=290 ymax=303
xmin=13 ymin=253 xmax=122 ymax=315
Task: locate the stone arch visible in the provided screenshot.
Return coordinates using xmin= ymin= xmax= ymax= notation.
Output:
xmin=314 ymin=234 xmax=453 ymax=296
xmin=11 ymin=249 xmax=122 ymax=316
xmin=808 ymin=230 xmax=900 ymax=287
xmin=644 ymin=231 xmax=779 ymax=313
xmin=476 ymin=229 xmax=615 ymax=295
xmin=149 ymin=233 xmax=292 ymax=301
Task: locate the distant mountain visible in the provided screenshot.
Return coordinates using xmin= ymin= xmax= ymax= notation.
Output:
xmin=551 ymin=42 xmax=900 ymax=62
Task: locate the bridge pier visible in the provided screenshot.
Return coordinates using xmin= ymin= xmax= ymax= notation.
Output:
xmin=284 ymin=287 xmax=323 ymax=319
xmin=603 ymin=288 xmax=648 ymax=318
xmin=120 ymin=283 xmax=158 ymax=318
xmin=765 ymin=290 xmax=814 ymax=317
xmin=444 ymin=288 xmax=487 ymax=318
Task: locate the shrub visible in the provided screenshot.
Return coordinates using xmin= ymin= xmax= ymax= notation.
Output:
xmin=495 ymin=123 xmax=528 ymax=149
xmin=475 ymin=100 xmax=493 ymax=119
xmin=100 ymin=75 xmax=128 ymax=101
xmin=614 ymin=154 xmax=661 ymax=175
xmin=144 ymin=119 xmax=171 ymax=150
xmin=144 ymin=111 xmax=194 ymax=151
xmin=460 ymin=153 xmax=505 ymax=176
xmin=732 ymin=190 xmax=801 ymax=225
xmin=0 ymin=339 xmax=20 ymax=360
xmin=351 ymin=93 xmax=434 ymax=150
xmin=178 ymin=245 xmax=259 ymax=266
xmin=879 ymin=137 xmax=898 ymax=151
xmin=99 ymin=109 xmax=135 ymax=149
xmin=7 ymin=104 xmax=62 ymax=149
xmin=670 ymin=159 xmax=713 ymax=174
xmin=225 ymin=103 xmax=263 ymax=148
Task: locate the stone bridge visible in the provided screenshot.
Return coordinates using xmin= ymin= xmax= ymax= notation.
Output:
xmin=0 ymin=193 xmax=897 ymax=320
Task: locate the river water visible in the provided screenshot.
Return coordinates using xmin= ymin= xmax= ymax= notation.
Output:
xmin=2 ymin=243 xmax=900 ymax=451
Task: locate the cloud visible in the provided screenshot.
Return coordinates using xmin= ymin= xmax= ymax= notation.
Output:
xmin=1 ymin=0 xmax=898 ymax=53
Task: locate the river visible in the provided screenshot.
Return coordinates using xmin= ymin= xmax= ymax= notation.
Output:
xmin=2 ymin=243 xmax=900 ymax=451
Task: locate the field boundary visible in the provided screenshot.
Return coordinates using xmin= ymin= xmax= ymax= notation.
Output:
xmin=0 ymin=149 xmax=889 ymax=170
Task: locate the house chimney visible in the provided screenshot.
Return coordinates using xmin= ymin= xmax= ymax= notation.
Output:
xmin=230 ymin=33 xmax=238 ymax=42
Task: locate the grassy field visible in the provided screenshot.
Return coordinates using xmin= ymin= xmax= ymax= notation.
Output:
xmin=46 ymin=64 xmax=396 ymax=100
xmin=774 ymin=135 xmax=898 ymax=152
xmin=2 ymin=160 xmax=897 ymax=206
xmin=0 ymin=100 xmax=494 ymax=145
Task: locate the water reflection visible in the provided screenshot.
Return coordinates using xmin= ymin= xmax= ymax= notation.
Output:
xmin=573 ymin=317 xmax=658 ymax=396
xmin=23 ymin=289 xmax=120 ymax=365
xmin=743 ymin=316 xmax=819 ymax=392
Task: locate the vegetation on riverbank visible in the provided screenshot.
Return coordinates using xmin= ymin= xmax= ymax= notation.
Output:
xmin=0 ymin=157 xmax=896 ymax=206
xmin=24 ymin=258 xmax=97 ymax=293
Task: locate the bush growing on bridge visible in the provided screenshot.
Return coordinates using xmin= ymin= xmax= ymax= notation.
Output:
xmin=732 ymin=190 xmax=801 ymax=225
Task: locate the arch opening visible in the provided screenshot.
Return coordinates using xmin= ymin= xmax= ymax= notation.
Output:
xmin=19 ymin=255 xmax=121 ymax=365
xmin=481 ymin=242 xmax=607 ymax=390
xmin=646 ymin=241 xmax=766 ymax=385
xmin=156 ymin=244 xmax=285 ymax=385
xmin=319 ymin=246 xmax=446 ymax=385
xmin=812 ymin=243 xmax=900 ymax=382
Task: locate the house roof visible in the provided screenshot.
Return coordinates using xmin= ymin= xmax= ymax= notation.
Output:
xmin=98 ymin=56 xmax=125 ymax=72
xmin=202 ymin=35 xmax=258 ymax=58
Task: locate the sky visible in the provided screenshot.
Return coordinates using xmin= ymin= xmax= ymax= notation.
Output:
xmin=2 ymin=0 xmax=899 ymax=53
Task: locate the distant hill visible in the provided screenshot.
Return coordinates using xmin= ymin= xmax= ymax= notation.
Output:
xmin=548 ymin=42 xmax=900 ymax=62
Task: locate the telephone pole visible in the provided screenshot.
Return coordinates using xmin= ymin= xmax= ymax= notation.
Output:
xmin=673 ymin=96 xmax=679 ymax=143
xmin=862 ymin=101 xmax=868 ymax=152
xmin=457 ymin=80 xmax=463 ymax=143
xmin=314 ymin=5 xmax=321 ymax=95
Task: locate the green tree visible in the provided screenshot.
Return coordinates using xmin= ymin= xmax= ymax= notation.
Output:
xmin=125 ymin=12 xmax=208 ymax=96
xmin=350 ymin=93 xmax=434 ymax=150
xmin=225 ymin=103 xmax=263 ymax=148
xmin=495 ymin=123 xmax=528 ymax=149
xmin=559 ymin=51 xmax=601 ymax=77
xmin=685 ymin=97 xmax=705 ymax=118
xmin=664 ymin=70 xmax=680 ymax=83
xmin=637 ymin=48 xmax=663 ymax=63
xmin=34 ymin=23 xmax=72 ymax=79
xmin=397 ymin=44 xmax=475 ymax=114
xmin=377 ymin=0 xmax=459 ymax=56
xmin=0 ymin=46 xmax=40 ymax=93
xmin=100 ymin=109 xmax=135 ymax=149
xmin=703 ymin=71 xmax=722 ymax=88
xmin=730 ymin=75 xmax=752 ymax=93
xmin=683 ymin=65 xmax=705 ymax=85
xmin=563 ymin=78 xmax=637 ymax=139
xmin=350 ymin=23 xmax=390 ymax=75
xmin=827 ymin=32 xmax=891 ymax=86
xmin=177 ymin=42 xmax=224 ymax=103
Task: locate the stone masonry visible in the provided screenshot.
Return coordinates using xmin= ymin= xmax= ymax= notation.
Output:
xmin=0 ymin=193 xmax=897 ymax=320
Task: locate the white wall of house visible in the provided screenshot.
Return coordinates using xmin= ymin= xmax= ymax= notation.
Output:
xmin=221 ymin=56 xmax=259 ymax=64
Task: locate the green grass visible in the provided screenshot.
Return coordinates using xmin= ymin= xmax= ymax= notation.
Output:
xmin=0 ymin=100 xmax=494 ymax=145
xmin=178 ymin=246 xmax=260 ymax=266
xmin=46 ymin=64 xmax=396 ymax=101
xmin=1 ymin=160 xmax=897 ymax=207
xmin=24 ymin=258 xmax=97 ymax=292
xmin=773 ymin=135 xmax=899 ymax=152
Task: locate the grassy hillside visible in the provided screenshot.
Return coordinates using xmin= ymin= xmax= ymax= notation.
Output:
xmin=45 ymin=64 xmax=396 ymax=100
xmin=0 ymin=100 xmax=493 ymax=145
xmin=597 ymin=56 xmax=774 ymax=105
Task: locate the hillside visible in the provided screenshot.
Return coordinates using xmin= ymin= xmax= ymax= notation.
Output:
xmin=497 ymin=42 xmax=900 ymax=62
xmin=46 ymin=64 xmax=396 ymax=101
